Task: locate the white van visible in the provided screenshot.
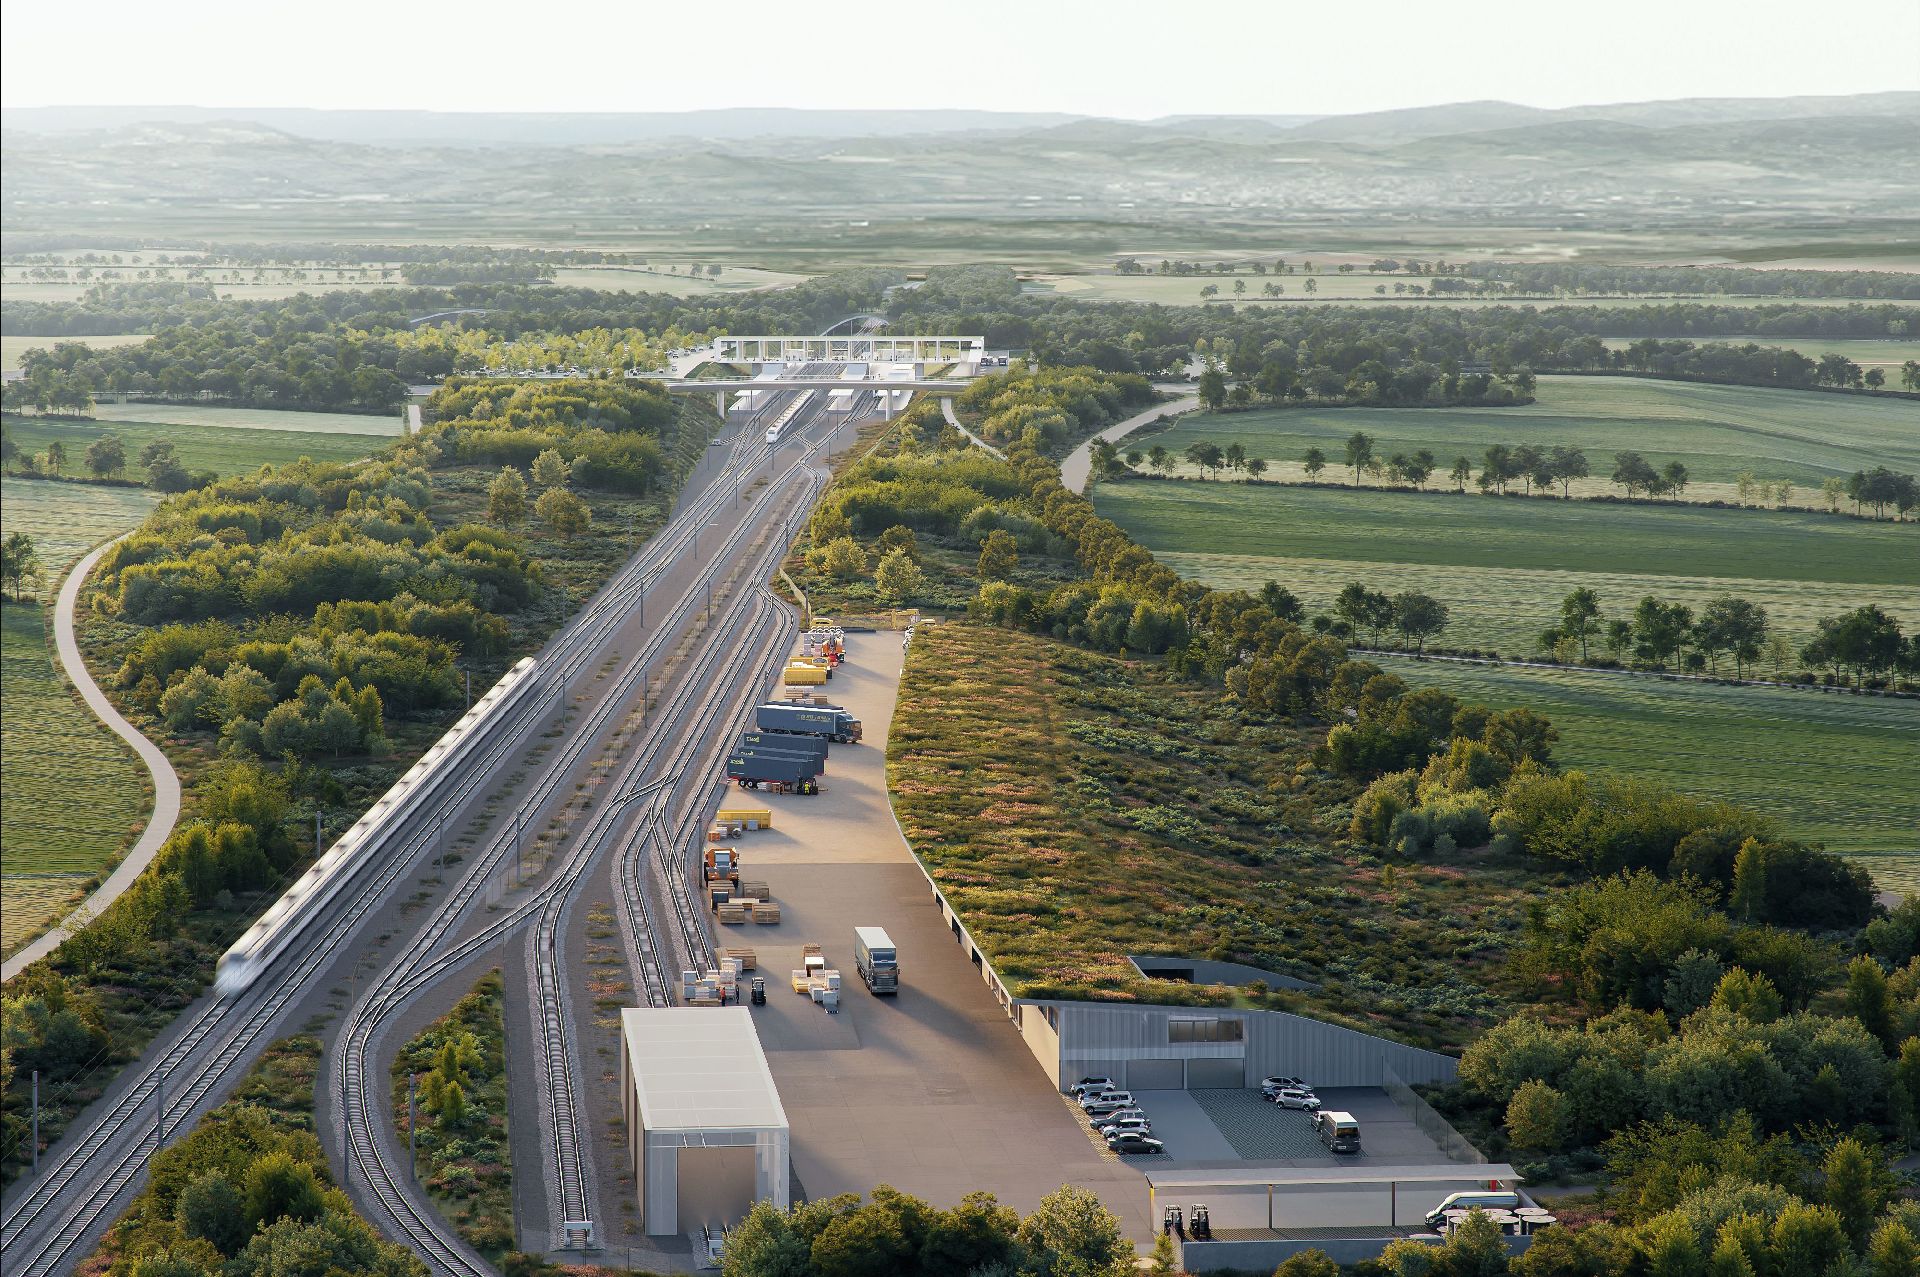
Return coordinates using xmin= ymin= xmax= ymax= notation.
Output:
xmin=1313 ymin=1110 xmax=1361 ymax=1154
xmin=1424 ymin=1190 xmax=1521 ymax=1227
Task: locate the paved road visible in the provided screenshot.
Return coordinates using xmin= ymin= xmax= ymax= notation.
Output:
xmin=1059 ymin=394 xmax=1200 ymax=494
xmin=3 ymin=536 xmax=182 ymax=981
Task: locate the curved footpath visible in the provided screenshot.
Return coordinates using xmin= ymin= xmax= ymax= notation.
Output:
xmin=937 ymin=397 xmax=1006 ymax=458
xmin=3 ymin=537 xmax=182 ymax=982
xmin=1059 ymin=391 xmax=1200 ymax=493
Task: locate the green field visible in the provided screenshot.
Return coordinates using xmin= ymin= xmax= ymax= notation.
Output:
xmin=1 ymin=333 xmax=151 ymax=368
xmin=1600 ymin=336 xmax=1920 ymax=370
xmin=5 ymin=414 xmax=390 ymax=478
xmin=1386 ymin=658 xmax=1920 ymax=884
xmin=0 ymin=478 xmax=162 ymax=954
xmin=1094 ymin=480 xmax=1919 ymax=655
xmin=62 ymin=402 xmax=402 ymax=435
xmin=0 ymin=601 xmax=150 ymax=955
xmin=1135 ymin=376 xmax=1920 ymax=492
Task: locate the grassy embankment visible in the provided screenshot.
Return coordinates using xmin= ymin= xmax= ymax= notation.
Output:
xmin=1131 ymin=375 xmax=1920 ymax=496
xmin=888 ymin=622 xmax=1555 ymax=1050
xmin=4 ymin=412 xmax=393 ymax=478
xmin=86 ymin=1034 xmax=426 ymax=1276
xmin=391 ymin=970 xmax=513 ymax=1262
xmin=0 ymin=478 xmax=160 ymax=956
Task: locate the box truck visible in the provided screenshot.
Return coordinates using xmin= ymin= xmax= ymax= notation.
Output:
xmin=726 ymin=751 xmax=820 ymax=794
xmin=854 ymin=926 xmax=899 ymax=995
xmin=740 ymin=731 xmax=828 ymax=761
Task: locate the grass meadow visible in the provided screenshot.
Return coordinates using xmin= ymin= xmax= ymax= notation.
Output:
xmin=0 ymin=478 xmax=162 ymax=955
xmin=57 ymin=402 xmax=403 ymax=434
xmin=5 ymin=413 xmax=392 ymax=479
xmin=1 ymin=601 xmax=150 ymax=956
xmin=1095 ymin=479 xmax=1919 ymax=655
xmin=1132 ymin=376 xmax=1920 ymax=491
xmin=1386 ymin=658 xmax=1920 ymax=885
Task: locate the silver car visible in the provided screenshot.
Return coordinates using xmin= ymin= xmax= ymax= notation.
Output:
xmin=1269 ymin=1087 xmax=1321 ymax=1111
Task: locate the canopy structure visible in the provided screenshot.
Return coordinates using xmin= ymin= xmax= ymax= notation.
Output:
xmin=1143 ymin=1163 xmax=1523 ymax=1234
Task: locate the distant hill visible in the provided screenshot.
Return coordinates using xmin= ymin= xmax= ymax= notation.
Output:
xmin=0 ymin=105 xmax=1087 ymax=146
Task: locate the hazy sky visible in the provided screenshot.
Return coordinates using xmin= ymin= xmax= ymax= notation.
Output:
xmin=4 ymin=0 xmax=1917 ymax=116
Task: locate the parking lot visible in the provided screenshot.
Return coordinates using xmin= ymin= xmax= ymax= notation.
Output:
xmin=1096 ymin=1086 xmax=1460 ymax=1166
xmin=728 ymin=633 xmax=1152 ymax=1237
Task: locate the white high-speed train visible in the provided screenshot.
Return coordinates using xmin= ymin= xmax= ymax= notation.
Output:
xmin=764 ymin=391 xmax=816 ymax=445
xmin=214 ymin=657 xmax=541 ymax=996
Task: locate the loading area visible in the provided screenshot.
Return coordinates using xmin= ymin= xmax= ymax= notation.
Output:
xmin=717 ymin=631 xmax=1152 ymax=1234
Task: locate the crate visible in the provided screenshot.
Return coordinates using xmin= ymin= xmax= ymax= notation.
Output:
xmin=717 ymin=807 xmax=772 ymax=830
xmin=739 ymin=880 xmax=771 ymax=901
xmin=707 ymin=825 xmax=730 ymax=843
xmin=790 ymin=969 xmax=810 ymax=993
xmin=717 ymin=904 xmax=747 ymax=925
xmin=751 ymin=902 xmax=781 ymax=924
xmin=688 ymin=997 xmax=724 ymax=1008
xmin=724 ymin=947 xmax=756 ymax=970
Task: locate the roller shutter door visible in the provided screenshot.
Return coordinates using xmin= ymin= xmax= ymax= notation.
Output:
xmin=1186 ymin=1058 xmax=1246 ymax=1089
xmin=1125 ymin=1058 xmax=1185 ymax=1090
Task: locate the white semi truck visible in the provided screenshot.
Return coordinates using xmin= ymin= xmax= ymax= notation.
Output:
xmin=854 ymin=926 xmax=899 ymax=995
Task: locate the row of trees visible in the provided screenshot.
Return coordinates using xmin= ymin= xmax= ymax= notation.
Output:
xmin=1193 ymin=355 xmax=1534 ymax=410
xmin=1539 ymin=587 xmax=1917 ymax=681
xmin=2 ymin=427 xmax=211 ymax=493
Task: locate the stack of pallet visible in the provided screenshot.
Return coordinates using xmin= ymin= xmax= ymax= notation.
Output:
xmin=717 ymin=899 xmax=749 ymax=924
xmin=752 ymin=901 xmax=781 ymax=924
xmin=717 ymin=807 xmax=773 ymax=831
xmin=724 ymin=947 xmax=757 ymax=970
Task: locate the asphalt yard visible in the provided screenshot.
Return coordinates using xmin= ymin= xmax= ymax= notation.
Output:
xmin=729 ymin=631 xmax=1153 ymax=1238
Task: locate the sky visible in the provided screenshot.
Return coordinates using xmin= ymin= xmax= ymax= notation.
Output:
xmin=4 ymin=0 xmax=1917 ymax=117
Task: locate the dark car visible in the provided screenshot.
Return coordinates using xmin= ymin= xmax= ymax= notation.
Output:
xmin=1106 ymin=1131 xmax=1165 ymax=1155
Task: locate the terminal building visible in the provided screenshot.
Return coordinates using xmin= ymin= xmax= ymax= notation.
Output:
xmin=618 ymin=1007 xmax=790 ymax=1237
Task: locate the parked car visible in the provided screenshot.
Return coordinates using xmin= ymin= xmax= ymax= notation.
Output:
xmin=1261 ymin=1075 xmax=1307 ymax=1090
xmin=1098 ymin=1118 xmax=1153 ymax=1140
xmin=1090 ymin=1109 xmax=1149 ymax=1132
xmin=1268 ymin=1087 xmax=1321 ymax=1110
xmin=1079 ymin=1088 xmax=1133 ymax=1109
xmin=1082 ymin=1094 xmax=1138 ymax=1117
xmin=1107 ymin=1131 xmax=1166 ymax=1155
xmin=1070 ymin=1077 xmax=1116 ymax=1097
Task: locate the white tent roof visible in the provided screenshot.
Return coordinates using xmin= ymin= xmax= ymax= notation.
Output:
xmin=1143 ymin=1164 xmax=1522 ymax=1191
xmin=621 ymin=1007 xmax=789 ymax=1133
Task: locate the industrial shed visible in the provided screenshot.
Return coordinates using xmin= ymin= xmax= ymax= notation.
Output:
xmin=618 ymin=1008 xmax=790 ymax=1237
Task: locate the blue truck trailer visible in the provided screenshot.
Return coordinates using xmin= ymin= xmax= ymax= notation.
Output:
xmin=740 ymin=730 xmax=829 ymax=762
xmin=755 ymin=701 xmax=862 ymax=744
xmin=726 ymin=748 xmax=821 ymax=794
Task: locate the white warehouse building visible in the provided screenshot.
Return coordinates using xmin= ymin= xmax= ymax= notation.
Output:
xmin=618 ymin=1008 xmax=790 ymax=1237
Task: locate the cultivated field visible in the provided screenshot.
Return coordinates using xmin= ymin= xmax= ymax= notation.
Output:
xmin=1133 ymin=376 xmax=1920 ymax=491
xmin=5 ymin=414 xmax=391 ymax=477
xmin=1026 ymin=272 xmax=1903 ymax=309
xmin=0 ymin=333 xmax=151 ymax=368
xmin=1386 ymin=658 xmax=1920 ymax=884
xmin=0 ymin=478 xmax=162 ymax=954
xmin=1094 ymin=481 xmax=1920 ymax=656
xmin=0 ymin=262 xmax=805 ymax=304
xmin=56 ymin=402 xmax=404 ymax=435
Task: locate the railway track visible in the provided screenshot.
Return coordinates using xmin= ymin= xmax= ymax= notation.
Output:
xmin=336 ymin=415 xmax=832 ymax=1264
xmin=0 ymin=404 xmax=784 ymax=1274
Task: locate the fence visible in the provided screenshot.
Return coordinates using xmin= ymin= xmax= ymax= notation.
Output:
xmin=1382 ymin=1066 xmax=1486 ymax=1165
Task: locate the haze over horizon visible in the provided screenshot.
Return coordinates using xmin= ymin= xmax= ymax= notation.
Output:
xmin=4 ymin=0 xmax=1917 ymax=118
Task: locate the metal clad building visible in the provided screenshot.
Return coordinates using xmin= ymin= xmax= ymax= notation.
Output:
xmin=1022 ymin=1001 xmax=1459 ymax=1092
xmin=618 ymin=1008 xmax=790 ymax=1237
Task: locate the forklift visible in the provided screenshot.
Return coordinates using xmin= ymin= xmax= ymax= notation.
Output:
xmin=749 ymin=976 xmax=766 ymax=1005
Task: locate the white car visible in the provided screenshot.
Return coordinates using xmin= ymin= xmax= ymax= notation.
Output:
xmin=1268 ymin=1087 xmax=1321 ymax=1111
xmin=1090 ymin=1109 xmax=1149 ymax=1132
xmin=1070 ymin=1077 xmax=1116 ymax=1097
xmin=1081 ymin=1093 xmax=1137 ymax=1116
xmin=1099 ymin=1118 xmax=1153 ymax=1140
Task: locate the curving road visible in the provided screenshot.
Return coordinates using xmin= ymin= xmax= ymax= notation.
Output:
xmin=1058 ymin=393 xmax=1200 ymax=494
xmin=3 ymin=536 xmax=182 ymax=982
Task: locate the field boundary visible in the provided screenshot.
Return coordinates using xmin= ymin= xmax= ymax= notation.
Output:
xmin=2 ymin=535 xmax=182 ymax=981
xmin=1355 ymin=648 xmax=1918 ymax=701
